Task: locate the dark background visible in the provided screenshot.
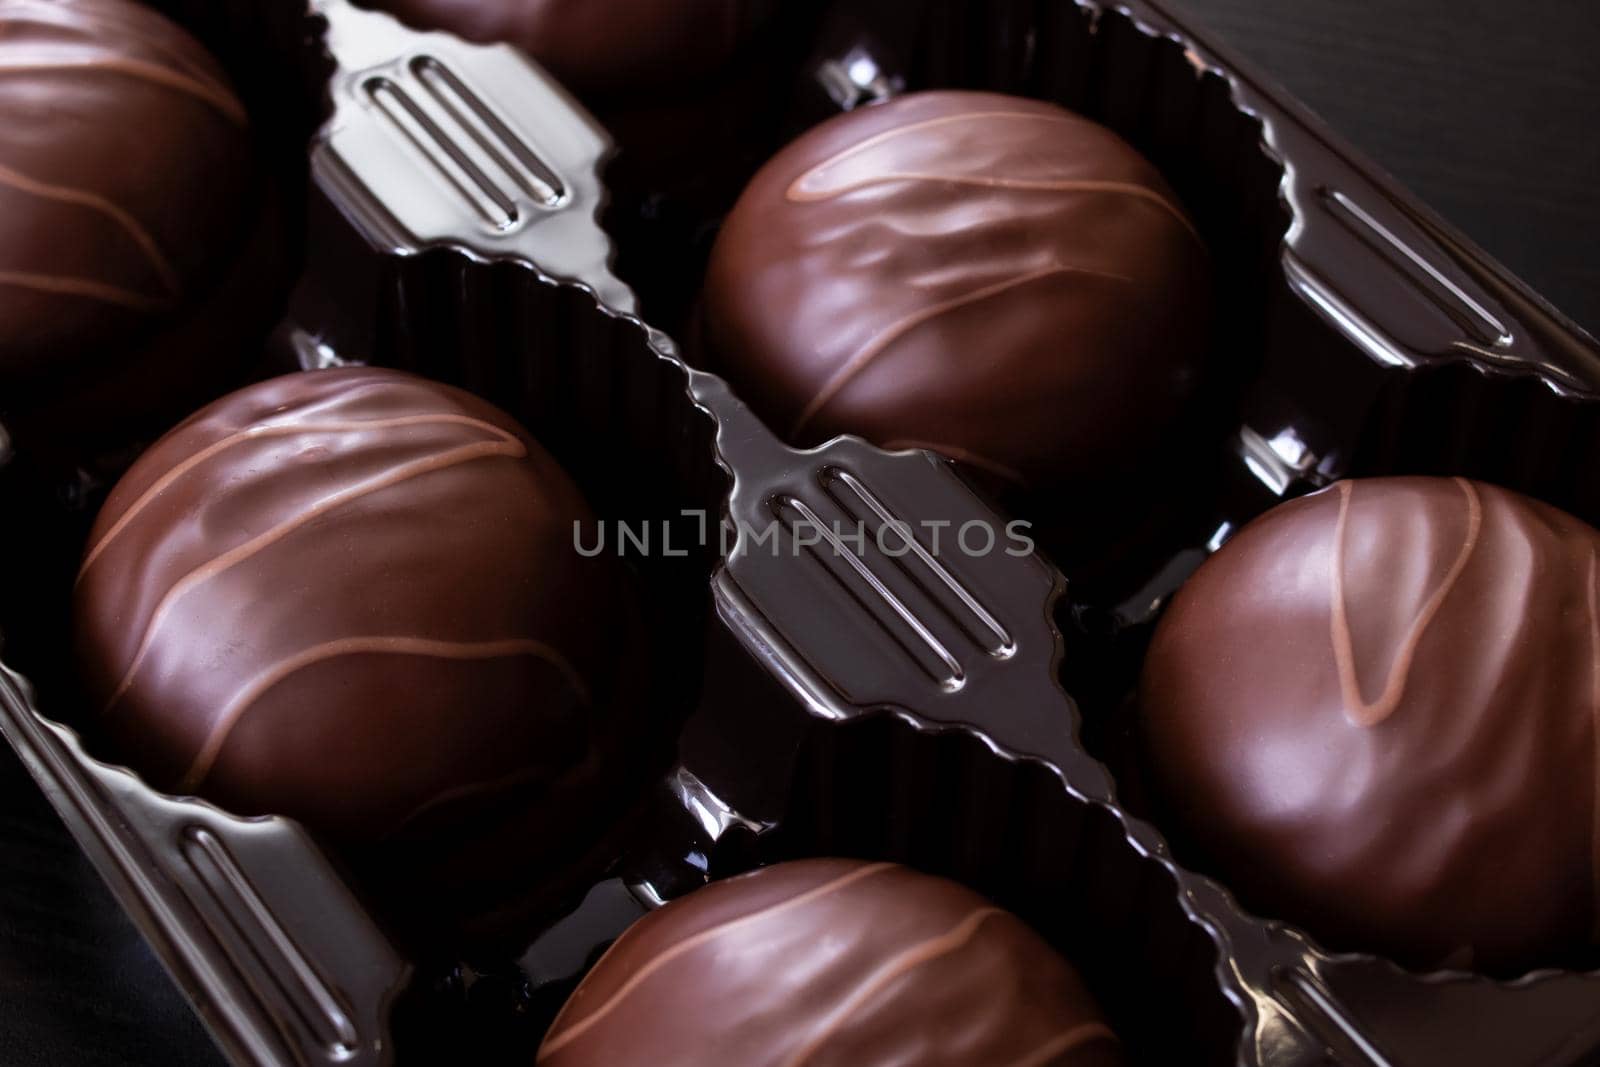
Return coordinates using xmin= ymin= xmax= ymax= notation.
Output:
xmin=2 ymin=1 xmax=1597 ymax=1064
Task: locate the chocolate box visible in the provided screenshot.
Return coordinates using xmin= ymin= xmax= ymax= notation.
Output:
xmin=2 ymin=0 xmax=1599 ymax=1064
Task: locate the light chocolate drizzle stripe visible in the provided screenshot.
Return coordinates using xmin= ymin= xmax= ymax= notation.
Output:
xmin=0 ymin=54 xmax=246 ymax=124
xmin=0 ymin=268 xmax=169 ymax=310
xmin=1329 ymin=477 xmax=1483 ymax=728
xmin=0 ymin=158 xmax=182 ymax=299
xmin=785 ymin=110 xmax=1202 ymax=243
xmin=78 ymin=414 xmax=522 ymax=583
xmin=178 ymin=637 xmax=587 ymax=792
xmin=790 ymin=264 xmax=1130 ymax=439
xmin=538 ymin=862 xmax=898 ymax=1061
xmin=779 ymin=906 xmax=1004 ymax=1067
xmin=1004 ymin=1022 xmax=1120 ymax=1067
xmin=101 ymin=417 xmax=528 ymax=715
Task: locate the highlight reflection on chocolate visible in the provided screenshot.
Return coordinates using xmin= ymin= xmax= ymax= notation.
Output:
xmin=73 ymin=368 xmax=643 ymax=944
xmin=1140 ymin=476 xmax=1600 ymax=973
xmin=539 ymin=859 xmax=1124 ymax=1067
xmin=0 ymin=0 xmax=254 ymax=390
xmin=701 ymin=90 xmax=1211 ymax=494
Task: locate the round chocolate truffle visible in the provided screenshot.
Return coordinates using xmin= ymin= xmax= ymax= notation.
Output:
xmin=0 ymin=0 xmax=266 ymax=448
xmin=700 ymin=90 xmax=1210 ymax=493
xmin=73 ymin=368 xmax=642 ymax=943
xmin=1139 ymin=477 xmax=1600 ymax=973
xmin=363 ymin=0 xmax=759 ymax=95
xmin=539 ymin=859 xmax=1124 ymax=1066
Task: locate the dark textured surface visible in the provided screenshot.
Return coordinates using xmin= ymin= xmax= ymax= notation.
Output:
xmin=1175 ymin=0 xmax=1600 ymax=337
xmin=1 ymin=1 xmax=1597 ymax=1064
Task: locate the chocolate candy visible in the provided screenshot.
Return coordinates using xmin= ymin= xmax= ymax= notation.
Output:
xmin=73 ymin=367 xmax=643 ymax=944
xmin=1139 ymin=477 xmax=1600 ymax=973
xmin=539 ymin=859 xmax=1124 ymax=1066
xmin=364 ymin=0 xmax=758 ymax=95
xmin=700 ymin=90 xmax=1210 ymax=494
xmin=0 ymin=0 xmax=263 ymax=448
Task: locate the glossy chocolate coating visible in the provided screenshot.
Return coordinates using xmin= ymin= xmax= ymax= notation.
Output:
xmin=701 ymin=90 xmax=1210 ymax=492
xmin=0 ymin=0 xmax=254 ymax=390
xmin=1140 ymin=477 xmax=1600 ymax=973
xmin=364 ymin=0 xmax=756 ymax=95
xmin=73 ymin=368 xmax=640 ymax=942
xmin=539 ymin=859 xmax=1124 ymax=1066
